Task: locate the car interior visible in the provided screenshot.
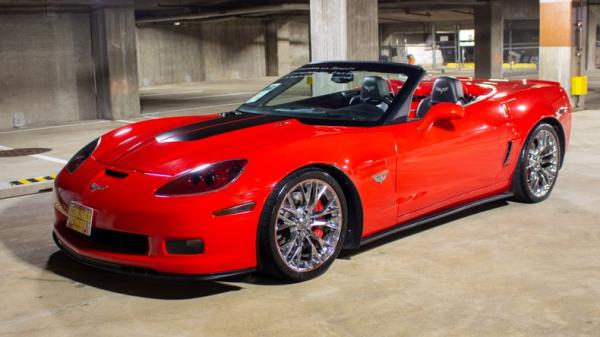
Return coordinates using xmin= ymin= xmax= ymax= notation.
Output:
xmin=340 ymin=75 xmax=484 ymax=121
xmin=243 ymin=71 xmax=495 ymax=123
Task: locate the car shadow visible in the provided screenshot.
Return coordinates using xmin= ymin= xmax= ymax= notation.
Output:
xmin=45 ymin=251 xmax=243 ymax=299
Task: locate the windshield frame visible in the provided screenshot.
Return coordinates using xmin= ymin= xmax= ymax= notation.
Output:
xmin=237 ymin=61 xmax=426 ymax=127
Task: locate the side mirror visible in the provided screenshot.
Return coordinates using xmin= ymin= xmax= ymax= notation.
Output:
xmin=417 ymin=103 xmax=465 ymax=132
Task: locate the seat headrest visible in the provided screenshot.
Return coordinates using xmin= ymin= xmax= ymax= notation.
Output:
xmin=361 ymin=76 xmax=390 ymax=101
xmin=431 ymin=76 xmax=465 ymax=103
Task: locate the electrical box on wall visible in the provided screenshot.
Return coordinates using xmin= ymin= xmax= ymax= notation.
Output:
xmin=571 ymin=76 xmax=588 ymax=96
xmin=12 ymin=113 xmax=25 ymax=128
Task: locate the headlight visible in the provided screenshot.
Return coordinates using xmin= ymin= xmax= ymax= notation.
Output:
xmin=155 ymin=159 xmax=247 ymax=196
xmin=65 ymin=138 xmax=100 ymax=173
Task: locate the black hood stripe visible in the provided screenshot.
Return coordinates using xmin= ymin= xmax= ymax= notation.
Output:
xmin=156 ymin=112 xmax=256 ymax=142
xmin=157 ymin=112 xmax=290 ymax=142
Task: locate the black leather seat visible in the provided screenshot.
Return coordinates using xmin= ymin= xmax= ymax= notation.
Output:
xmin=416 ymin=76 xmax=467 ymax=118
xmin=350 ymin=76 xmax=392 ymax=111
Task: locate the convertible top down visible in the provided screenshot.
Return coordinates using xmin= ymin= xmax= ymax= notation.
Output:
xmin=53 ymin=61 xmax=572 ymax=282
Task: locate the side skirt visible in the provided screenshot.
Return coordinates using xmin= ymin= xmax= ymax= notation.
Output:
xmin=360 ymin=192 xmax=513 ymax=246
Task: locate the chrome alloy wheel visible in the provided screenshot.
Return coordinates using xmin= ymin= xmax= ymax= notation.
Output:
xmin=274 ymin=179 xmax=343 ymax=272
xmin=526 ymin=129 xmax=560 ymax=198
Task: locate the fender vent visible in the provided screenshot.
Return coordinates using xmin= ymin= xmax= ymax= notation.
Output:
xmin=503 ymin=141 xmax=513 ymax=166
xmin=105 ymin=169 xmax=128 ymax=179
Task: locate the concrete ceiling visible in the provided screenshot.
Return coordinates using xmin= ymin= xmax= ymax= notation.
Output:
xmin=0 ymin=0 xmax=479 ymax=23
xmin=380 ymin=9 xmax=473 ymax=23
xmin=134 ymin=0 xmax=478 ymax=24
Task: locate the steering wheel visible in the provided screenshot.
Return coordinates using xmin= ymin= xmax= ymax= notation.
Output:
xmin=349 ymin=94 xmax=392 ymax=106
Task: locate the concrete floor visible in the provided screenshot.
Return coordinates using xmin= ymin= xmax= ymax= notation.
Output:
xmin=0 ymin=82 xmax=599 ymax=337
xmin=139 ymin=77 xmax=275 ymax=116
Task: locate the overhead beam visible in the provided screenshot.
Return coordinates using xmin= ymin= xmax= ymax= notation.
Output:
xmin=136 ymin=4 xmax=309 ymax=24
xmin=378 ymin=1 xmax=485 ymax=9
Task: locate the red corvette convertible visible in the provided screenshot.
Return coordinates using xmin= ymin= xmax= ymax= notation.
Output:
xmin=53 ymin=61 xmax=572 ymax=282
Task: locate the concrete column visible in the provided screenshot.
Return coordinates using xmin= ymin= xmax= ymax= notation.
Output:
xmin=266 ymin=20 xmax=292 ymax=76
xmin=91 ymin=4 xmax=140 ymax=120
xmin=474 ymin=0 xmax=503 ymax=79
xmin=310 ymin=0 xmax=378 ymax=61
xmin=539 ymin=0 xmax=585 ymax=106
xmin=585 ymin=5 xmax=599 ymax=73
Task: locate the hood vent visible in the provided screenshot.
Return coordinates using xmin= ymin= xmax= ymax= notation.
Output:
xmin=105 ymin=169 xmax=128 ymax=179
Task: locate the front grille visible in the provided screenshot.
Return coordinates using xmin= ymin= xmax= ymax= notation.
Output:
xmin=91 ymin=228 xmax=148 ymax=254
xmin=67 ymin=226 xmax=149 ymax=255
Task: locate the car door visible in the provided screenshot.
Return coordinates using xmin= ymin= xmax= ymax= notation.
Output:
xmin=390 ymin=102 xmax=510 ymax=218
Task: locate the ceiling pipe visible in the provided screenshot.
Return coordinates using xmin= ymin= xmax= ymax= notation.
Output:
xmin=379 ymin=1 xmax=485 ymax=9
xmin=136 ymin=3 xmax=309 ymax=24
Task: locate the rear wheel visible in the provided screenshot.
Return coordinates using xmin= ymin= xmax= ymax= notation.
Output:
xmin=259 ymin=169 xmax=347 ymax=282
xmin=512 ymin=123 xmax=561 ymax=203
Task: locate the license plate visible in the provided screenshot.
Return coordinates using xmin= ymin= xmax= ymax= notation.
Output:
xmin=66 ymin=202 xmax=94 ymax=236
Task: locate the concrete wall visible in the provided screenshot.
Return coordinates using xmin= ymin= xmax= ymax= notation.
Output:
xmin=586 ymin=5 xmax=600 ymax=73
xmin=289 ymin=19 xmax=310 ymax=70
xmin=0 ymin=12 xmax=96 ymax=129
xmin=136 ymin=25 xmax=205 ymax=86
xmin=201 ymin=19 xmax=267 ymax=81
xmin=136 ymin=18 xmax=310 ymax=86
xmin=0 ymin=14 xmax=306 ymax=129
xmin=503 ymin=0 xmax=539 ymax=20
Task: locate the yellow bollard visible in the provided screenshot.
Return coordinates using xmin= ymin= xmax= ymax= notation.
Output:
xmin=571 ymin=76 xmax=588 ymax=96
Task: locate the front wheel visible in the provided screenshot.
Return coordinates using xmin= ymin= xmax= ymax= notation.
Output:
xmin=259 ymin=169 xmax=347 ymax=282
xmin=512 ymin=123 xmax=561 ymax=203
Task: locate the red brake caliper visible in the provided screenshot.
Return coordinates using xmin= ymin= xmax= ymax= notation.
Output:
xmin=312 ymin=200 xmax=325 ymax=238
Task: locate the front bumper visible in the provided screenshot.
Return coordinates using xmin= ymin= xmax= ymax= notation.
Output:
xmin=53 ymin=231 xmax=255 ymax=280
xmin=53 ymin=157 xmax=270 ymax=276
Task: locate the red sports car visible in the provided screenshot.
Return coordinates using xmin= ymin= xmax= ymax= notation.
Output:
xmin=53 ymin=61 xmax=572 ymax=282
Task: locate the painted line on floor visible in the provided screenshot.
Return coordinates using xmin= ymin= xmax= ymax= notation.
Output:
xmin=140 ymin=88 xmax=206 ymax=97
xmin=143 ymin=101 xmax=244 ymax=115
xmin=0 ymin=120 xmax=111 ymax=135
xmin=150 ymin=91 xmax=256 ymax=101
xmin=10 ymin=175 xmax=56 ymax=186
xmin=140 ymin=89 xmax=258 ymax=99
xmin=0 ymin=145 xmax=68 ymax=164
xmin=145 ymin=95 xmax=307 ymax=116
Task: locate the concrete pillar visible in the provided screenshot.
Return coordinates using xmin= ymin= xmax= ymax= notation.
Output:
xmin=91 ymin=4 xmax=140 ymax=120
xmin=266 ymin=20 xmax=292 ymax=76
xmin=538 ymin=0 xmax=578 ymax=104
xmin=310 ymin=0 xmax=378 ymax=61
xmin=539 ymin=0 xmax=573 ymax=93
xmin=539 ymin=0 xmax=586 ymax=107
xmin=585 ymin=5 xmax=599 ymax=73
xmin=474 ymin=0 xmax=503 ymax=79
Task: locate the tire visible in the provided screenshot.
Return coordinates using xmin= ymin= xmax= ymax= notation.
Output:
xmin=258 ymin=168 xmax=348 ymax=282
xmin=511 ymin=123 xmax=562 ymax=203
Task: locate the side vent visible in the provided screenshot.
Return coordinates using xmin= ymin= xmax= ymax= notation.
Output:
xmin=105 ymin=169 xmax=128 ymax=179
xmin=503 ymin=141 xmax=513 ymax=166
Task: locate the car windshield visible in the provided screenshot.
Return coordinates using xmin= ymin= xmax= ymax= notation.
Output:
xmin=237 ymin=62 xmax=423 ymax=126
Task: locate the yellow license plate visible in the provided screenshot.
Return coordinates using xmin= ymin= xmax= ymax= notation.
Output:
xmin=66 ymin=202 xmax=94 ymax=236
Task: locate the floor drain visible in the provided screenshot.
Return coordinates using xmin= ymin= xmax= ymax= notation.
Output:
xmin=0 ymin=148 xmax=52 ymax=157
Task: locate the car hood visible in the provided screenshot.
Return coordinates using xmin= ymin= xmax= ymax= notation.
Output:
xmin=93 ymin=113 xmax=313 ymax=176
